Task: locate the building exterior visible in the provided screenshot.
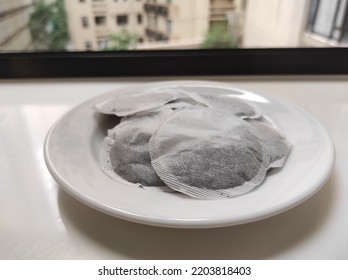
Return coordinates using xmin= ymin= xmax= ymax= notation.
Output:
xmin=5 ymin=0 xmax=346 ymax=52
xmin=65 ymin=0 xmax=146 ymax=51
xmin=65 ymin=0 xmax=214 ymax=51
xmin=141 ymin=0 xmax=247 ymax=49
xmin=210 ymin=0 xmax=236 ymax=25
xmin=243 ymin=0 xmax=348 ymax=48
xmin=0 ymin=0 xmax=35 ymax=52
xmin=65 ymin=0 xmax=245 ymax=51
xmin=143 ymin=0 xmax=210 ymax=45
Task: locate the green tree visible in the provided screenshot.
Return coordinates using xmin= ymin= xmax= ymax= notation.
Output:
xmin=104 ymin=29 xmax=138 ymax=51
xmin=201 ymin=23 xmax=237 ymax=49
xmin=29 ymin=0 xmax=69 ymax=51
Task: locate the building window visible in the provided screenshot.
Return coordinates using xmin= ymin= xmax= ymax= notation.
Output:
xmin=137 ymin=14 xmax=143 ymax=24
xmin=148 ymin=15 xmax=156 ymax=29
xmin=98 ymin=40 xmax=107 ymax=49
xmin=166 ymin=19 xmax=172 ymax=34
xmin=116 ymin=15 xmax=128 ymax=26
xmin=308 ymin=0 xmax=348 ymax=42
xmin=85 ymin=42 xmax=92 ymax=50
xmin=82 ymin=17 xmax=89 ymax=28
xmin=95 ymin=16 xmax=106 ymax=26
xmin=154 ymin=15 xmax=158 ymax=27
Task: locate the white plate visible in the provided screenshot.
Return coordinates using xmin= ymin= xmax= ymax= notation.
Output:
xmin=44 ymin=81 xmax=335 ymax=228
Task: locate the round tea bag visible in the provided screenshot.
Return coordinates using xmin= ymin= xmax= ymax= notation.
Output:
xmin=100 ymin=109 xmax=174 ymax=191
xmin=155 ymin=86 xmax=262 ymax=119
xmin=95 ymin=88 xmax=179 ymax=117
xmin=160 ymin=94 xmax=208 ymax=111
xmin=246 ymin=119 xmax=291 ymax=168
xmin=148 ymin=107 xmax=270 ymax=199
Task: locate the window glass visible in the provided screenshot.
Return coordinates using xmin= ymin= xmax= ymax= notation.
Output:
xmin=1 ymin=0 xmax=348 ymax=53
xmin=313 ymin=0 xmax=339 ymax=37
xmin=116 ymin=14 xmax=128 ymax=26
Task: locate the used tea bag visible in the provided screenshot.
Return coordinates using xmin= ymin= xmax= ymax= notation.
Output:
xmin=100 ymin=109 xmax=174 ymax=191
xmin=246 ymin=119 xmax=291 ymax=168
xmin=95 ymin=88 xmax=179 ymax=117
xmin=201 ymin=94 xmax=262 ymax=119
xmin=157 ymin=86 xmax=262 ymax=119
xmin=148 ymin=107 xmax=270 ymax=199
xmin=160 ymin=93 xmax=208 ymax=111
xmin=95 ymin=87 xmax=209 ymax=117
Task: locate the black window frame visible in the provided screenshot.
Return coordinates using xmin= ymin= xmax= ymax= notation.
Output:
xmin=1 ymin=48 xmax=348 ymax=79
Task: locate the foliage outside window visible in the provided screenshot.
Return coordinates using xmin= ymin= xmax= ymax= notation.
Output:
xmin=201 ymin=23 xmax=238 ymax=49
xmin=104 ymin=29 xmax=138 ymax=51
xmin=29 ymin=0 xmax=70 ymax=51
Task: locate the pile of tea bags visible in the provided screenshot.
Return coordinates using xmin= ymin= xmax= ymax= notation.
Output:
xmin=96 ymin=87 xmax=291 ymax=199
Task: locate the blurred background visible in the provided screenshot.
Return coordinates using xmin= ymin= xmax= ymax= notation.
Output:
xmin=0 ymin=0 xmax=347 ymax=52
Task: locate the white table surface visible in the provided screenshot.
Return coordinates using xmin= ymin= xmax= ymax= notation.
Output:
xmin=0 ymin=76 xmax=347 ymax=260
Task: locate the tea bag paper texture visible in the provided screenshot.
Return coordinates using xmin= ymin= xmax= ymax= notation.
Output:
xmin=100 ymin=109 xmax=174 ymax=191
xmin=100 ymin=137 xmax=140 ymax=188
xmin=156 ymin=86 xmax=262 ymax=119
xmin=149 ymin=108 xmax=270 ymax=199
xmin=247 ymin=119 xmax=291 ymax=168
xmin=160 ymin=93 xmax=208 ymax=111
xmin=95 ymin=89 xmax=179 ymax=117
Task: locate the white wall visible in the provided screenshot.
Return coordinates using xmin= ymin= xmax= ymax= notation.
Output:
xmin=243 ymin=0 xmax=311 ymax=47
xmin=170 ymin=0 xmax=210 ymax=41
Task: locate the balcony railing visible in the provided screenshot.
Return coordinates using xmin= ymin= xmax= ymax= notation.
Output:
xmin=144 ymin=4 xmax=168 ymax=17
xmin=92 ymin=0 xmax=107 ymax=13
xmin=210 ymin=6 xmax=235 ymax=15
xmin=210 ymin=14 xmax=228 ymax=21
xmin=210 ymin=1 xmax=235 ymax=10
xmin=210 ymin=6 xmax=235 ymax=22
xmin=145 ymin=28 xmax=168 ymax=41
xmin=95 ymin=27 xmax=110 ymax=38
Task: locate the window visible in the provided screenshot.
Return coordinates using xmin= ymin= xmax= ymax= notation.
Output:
xmin=116 ymin=15 xmax=128 ymax=26
xmin=154 ymin=15 xmax=158 ymax=27
xmin=308 ymin=0 xmax=348 ymax=43
xmin=167 ymin=19 xmax=172 ymax=34
xmin=82 ymin=17 xmax=89 ymax=28
xmin=95 ymin=16 xmax=106 ymax=26
xmin=98 ymin=40 xmax=107 ymax=49
xmin=147 ymin=15 xmax=157 ymax=29
xmin=85 ymin=41 xmax=92 ymax=50
xmin=137 ymin=14 xmax=143 ymax=24
xmin=2 ymin=0 xmax=348 ymax=78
